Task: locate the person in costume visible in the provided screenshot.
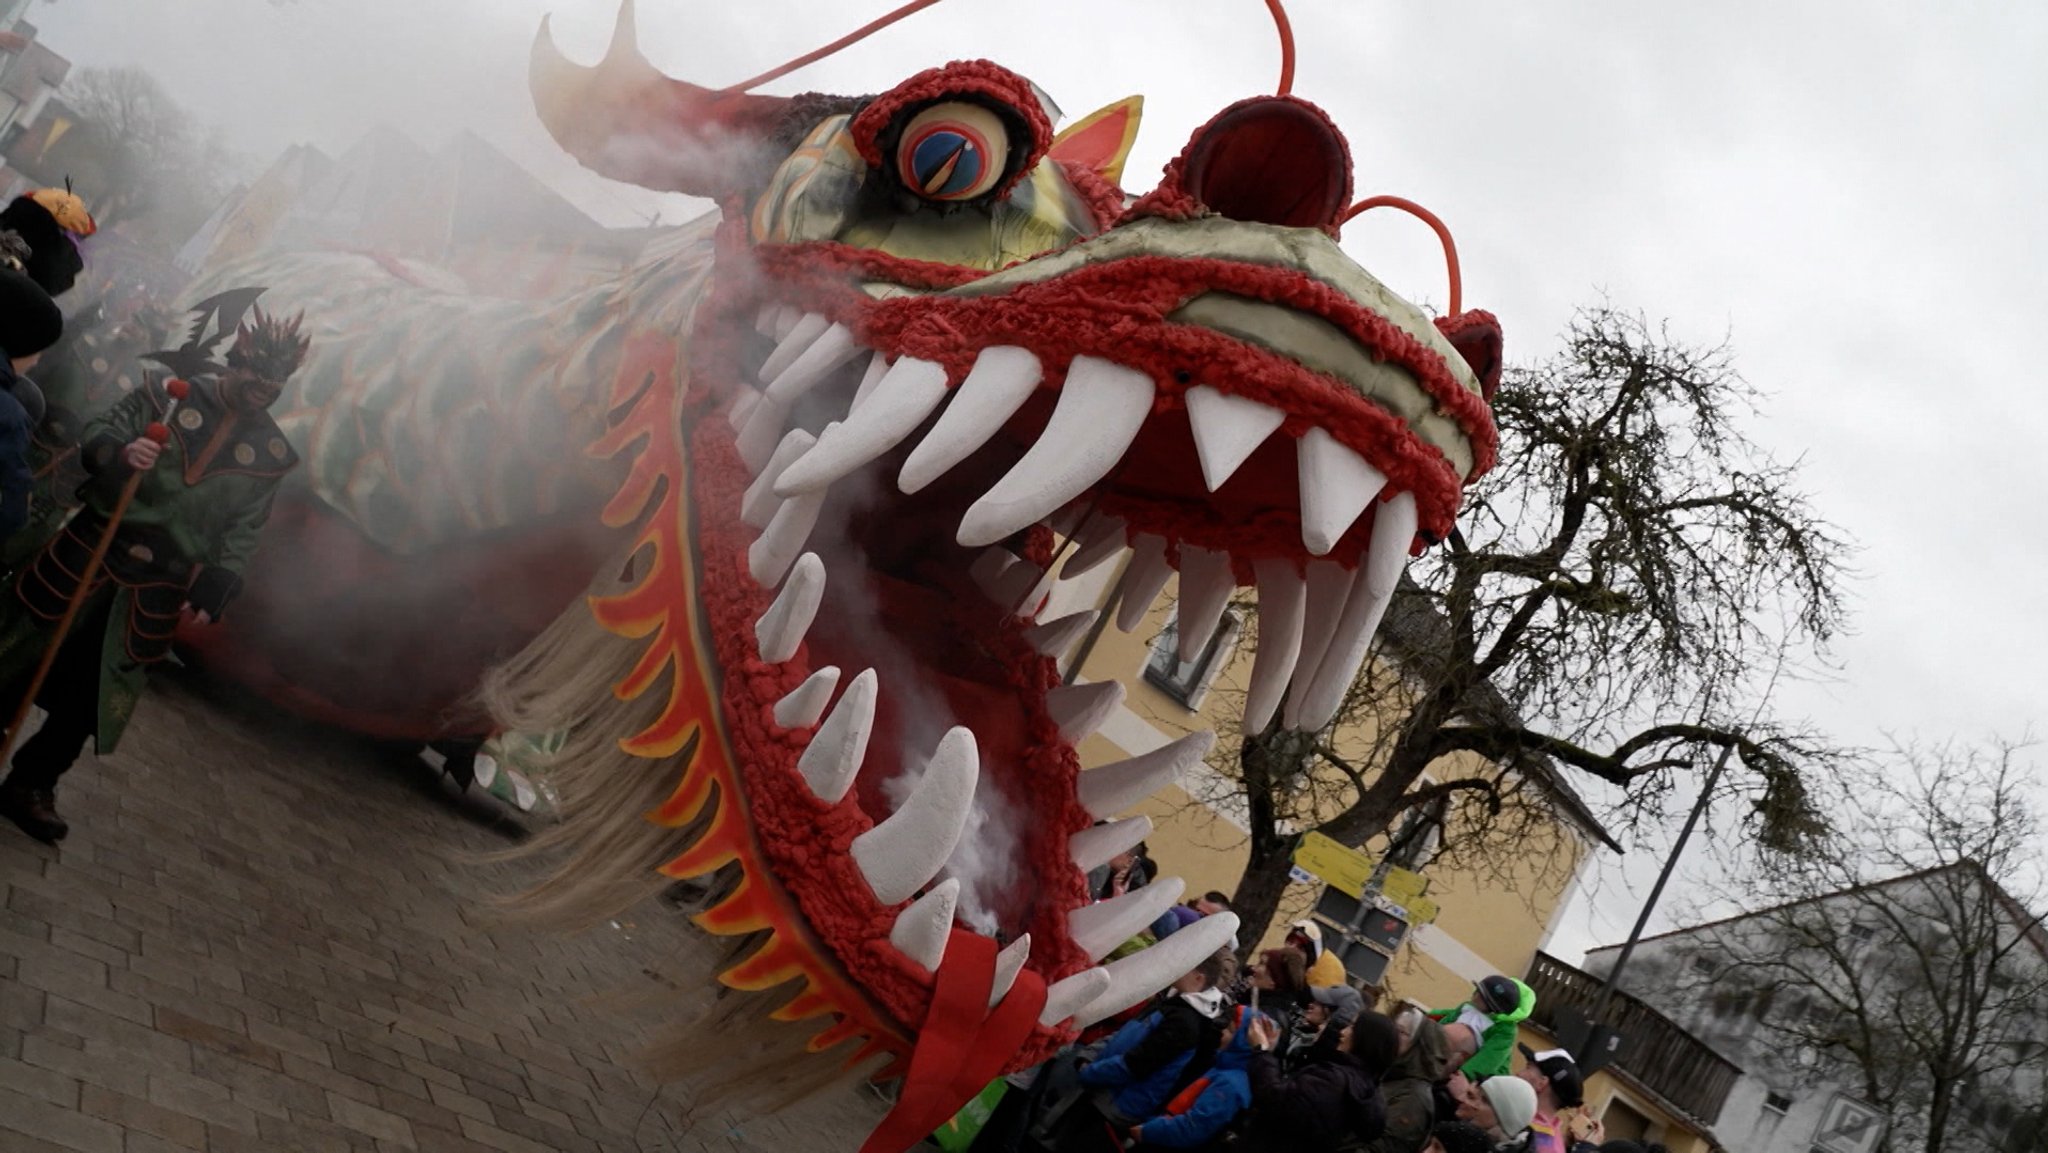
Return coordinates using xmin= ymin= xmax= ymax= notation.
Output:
xmin=0 ymin=263 xmax=64 ymax=542
xmin=0 ymin=186 xmax=95 ymax=298
xmin=1431 ymin=974 xmax=1536 ymax=1078
xmin=0 ymin=306 xmax=306 ymax=844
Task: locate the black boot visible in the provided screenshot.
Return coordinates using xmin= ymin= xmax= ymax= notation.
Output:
xmin=0 ymin=782 xmax=66 ymax=843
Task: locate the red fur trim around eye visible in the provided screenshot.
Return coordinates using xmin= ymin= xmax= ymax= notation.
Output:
xmin=849 ymin=60 xmax=1055 ymax=201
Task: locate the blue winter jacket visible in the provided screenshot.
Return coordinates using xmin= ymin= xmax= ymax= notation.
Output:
xmin=1078 ymin=993 xmax=1221 ymax=1121
xmin=1136 ymin=1008 xmax=1263 ymax=1148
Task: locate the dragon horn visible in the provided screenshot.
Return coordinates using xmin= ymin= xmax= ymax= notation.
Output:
xmin=530 ymin=0 xmax=802 ymax=200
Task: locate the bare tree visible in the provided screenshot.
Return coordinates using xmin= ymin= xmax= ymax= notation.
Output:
xmin=1202 ymin=306 xmax=1853 ymax=953
xmin=1667 ymin=743 xmax=2048 ymax=1153
xmin=60 ymin=66 xmax=239 ymax=238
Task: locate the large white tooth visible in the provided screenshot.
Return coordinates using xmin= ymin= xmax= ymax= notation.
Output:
xmin=1073 ymin=913 xmax=1242 ymax=1029
xmin=774 ymin=666 xmax=842 ymax=729
xmin=851 ymin=726 xmax=980 ymax=905
xmin=993 ymin=561 xmax=1053 ymax=618
xmin=898 ymin=345 xmax=1043 ymax=494
xmin=754 ymin=303 xmax=780 ymax=336
xmin=755 ymin=553 xmax=825 ymax=663
xmin=1298 ymin=494 xmax=1417 ymax=731
xmin=1040 ymin=967 xmax=1113 ymax=1027
xmin=956 ymin=357 xmax=1154 ymax=548
xmin=728 ymin=389 xmax=761 ymax=432
xmin=1026 ymin=610 xmax=1097 ymax=658
xmin=1069 ymin=877 xmax=1187 ymax=962
xmin=1174 ymin=545 xmax=1236 ymax=661
xmin=889 ymin=878 xmax=960 ymax=972
xmin=1297 ymin=428 xmax=1388 ymax=556
xmin=774 ymin=358 xmax=949 ymax=496
xmin=1282 ymin=559 xmax=1355 ymax=729
xmin=1047 ymin=681 xmax=1125 ymax=743
xmin=759 ymin=311 xmax=830 ymax=383
xmin=1061 ymin=515 xmax=1127 ymax=579
xmin=851 ymin=351 xmax=891 ymax=410
xmin=1069 ymin=815 xmax=1153 ymax=874
xmin=1243 ymin=558 xmax=1307 ymax=734
xmin=796 ymin=668 xmax=876 ymax=802
xmin=765 ymin=322 xmax=861 ymax=406
xmin=748 ymin=488 xmax=825 ymax=587
xmin=737 ymin=395 xmax=791 ymax=473
xmin=989 ymin=935 xmax=1031 ymax=1007
xmin=1185 ymin=386 xmax=1285 ymax=491
xmin=1077 ymin=731 xmax=1214 ymax=819
xmin=1363 ymin=492 xmax=1417 ymax=598
xmin=773 ymin=305 xmax=802 ymax=340
xmin=1114 ymin=534 xmax=1175 ymax=632
xmin=742 ymin=428 xmax=818 ymax=528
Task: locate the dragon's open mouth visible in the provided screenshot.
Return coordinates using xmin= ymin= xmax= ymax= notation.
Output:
xmin=686 ymin=209 xmax=1496 ymax=1052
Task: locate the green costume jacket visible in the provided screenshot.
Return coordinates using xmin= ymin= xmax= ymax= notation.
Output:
xmin=1431 ymin=977 xmax=1536 ymax=1078
xmin=0 ymin=375 xmax=295 ymax=750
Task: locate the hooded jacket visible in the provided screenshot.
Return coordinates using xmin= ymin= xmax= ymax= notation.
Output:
xmin=0 ymin=359 xmax=39 ymax=540
xmin=1432 ymin=978 xmax=1537 ymax=1077
xmin=1363 ymin=1015 xmax=1449 ymax=1153
xmin=1136 ymin=1006 xmax=1262 ymax=1148
xmin=1079 ymin=987 xmax=1228 ymax=1121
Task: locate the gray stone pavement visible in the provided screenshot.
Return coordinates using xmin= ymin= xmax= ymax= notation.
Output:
xmin=0 ymin=672 xmax=887 ymax=1151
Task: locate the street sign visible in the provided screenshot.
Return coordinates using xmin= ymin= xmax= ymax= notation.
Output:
xmin=1811 ymin=1095 xmax=1887 ymax=1153
xmin=1293 ymin=832 xmax=1373 ymax=898
xmin=1381 ymin=866 xmax=1429 ymax=907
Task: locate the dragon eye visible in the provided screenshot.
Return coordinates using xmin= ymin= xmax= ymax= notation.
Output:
xmin=895 ymin=102 xmax=1009 ymax=202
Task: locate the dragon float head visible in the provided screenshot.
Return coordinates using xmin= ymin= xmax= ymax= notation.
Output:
xmin=523 ymin=3 xmax=1500 ymax=1145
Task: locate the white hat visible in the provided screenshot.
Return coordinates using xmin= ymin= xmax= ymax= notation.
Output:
xmin=1289 ymin=920 xmax=1324 ymax=959
xmin=1481 ymin=1076 xmax=1538 ymax=1136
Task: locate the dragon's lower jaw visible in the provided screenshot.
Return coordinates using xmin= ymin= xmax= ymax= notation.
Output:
xmin=680 ymin=291 xmax=1433 ymax=1072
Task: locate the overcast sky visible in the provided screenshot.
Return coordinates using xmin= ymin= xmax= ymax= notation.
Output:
xmin=34 ymin=0 xmax=2046 ymax=962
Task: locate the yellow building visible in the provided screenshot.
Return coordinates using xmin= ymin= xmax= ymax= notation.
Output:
xmin=1039 ymin=546 xmax=1728 ymax=1150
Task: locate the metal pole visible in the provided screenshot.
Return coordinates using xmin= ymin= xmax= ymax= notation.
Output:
xmin=1587 ymin=739 xmax=1737 ymax=1026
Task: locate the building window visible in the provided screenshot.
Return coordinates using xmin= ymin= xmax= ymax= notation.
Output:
xmin=1763 ymin=1092 xmax=1794 ymax=1114
xmin=1847 ymin=923 xmax=1875 ymax=943
xmin=1689 ymin=954 xmax=1717 ymax=978
xmin=1386 ymin=795 xmax=1447 ymax=871
xmin=1144 ymin=610 xmax=1240 ymax=709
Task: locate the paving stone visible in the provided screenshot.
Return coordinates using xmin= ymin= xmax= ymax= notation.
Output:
xmin=1 ymin=678 xmax=887 ymax=1153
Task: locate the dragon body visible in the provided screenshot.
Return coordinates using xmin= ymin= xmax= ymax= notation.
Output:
xmin=149 ymin=3 xmax=1506 ymax=1146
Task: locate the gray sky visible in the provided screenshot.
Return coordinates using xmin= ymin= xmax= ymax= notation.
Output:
xmin=35 ymin=0 xmax=2047 ymax=961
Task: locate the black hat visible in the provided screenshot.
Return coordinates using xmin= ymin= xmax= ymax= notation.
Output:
xmin=1476 ymin=975 xmax=1520 ymax=1015
xmin=0 ymin=265 xmax=63 ymax=359
xmin=0 ymin=195 xmax=84 ymax=297
xmin=1518 ymin=1044 xmax=1586 ymax=1108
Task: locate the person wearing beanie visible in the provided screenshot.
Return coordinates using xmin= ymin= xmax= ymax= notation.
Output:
xmin=1427 ymin=1120 xmax=1498 ymax=1153
xmin=1287 ymin=919 xmax=1349 ymax=988
xmin=1234 ymin=1008 xmax=1399 ymax=1151
xmin=0 ymin=303 xmax=307 ymax=844
xmin=1431 ymin=974 xmax=1537 ymax=1077
xmin=0 ymin=188 xmax=94 ymax=298
xmin=1453 ymin=1073 xmax=1537 ymax=1145
xmin=0 ymin=265 xmax=63 ymax=542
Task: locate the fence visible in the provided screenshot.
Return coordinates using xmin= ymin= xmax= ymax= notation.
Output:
xmin=1524 ymin=951 xmax=1742 ymax=1125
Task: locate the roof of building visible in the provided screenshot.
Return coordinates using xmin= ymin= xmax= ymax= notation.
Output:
xmin=1583 ymin=859 xmax=2048 ymax=962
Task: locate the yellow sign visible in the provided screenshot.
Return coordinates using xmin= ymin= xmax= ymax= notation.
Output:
xmin=1381 ymin=866 xmax=1429 ymax=908
xmin=1293 ymin=832 xmax=1373 ymax=898
xmin=1405 ymin=897 xmax=1441 ymax=925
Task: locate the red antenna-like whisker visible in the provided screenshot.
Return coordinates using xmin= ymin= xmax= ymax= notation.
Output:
xmin=725 ymin=0 xmax=951 ymax=93
xmin=1342 ymin=195 xmax=1463 ymax=317
xmin=1266 ymin=0 xmax=1296 ymax=95
xmin=728 ymin=0 xmax=1300 ymax=99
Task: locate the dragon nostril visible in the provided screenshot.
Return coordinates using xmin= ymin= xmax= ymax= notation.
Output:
xmin=1179 ymin=96 xmax=1352 ymax=231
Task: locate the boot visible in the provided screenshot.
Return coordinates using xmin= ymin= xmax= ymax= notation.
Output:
xmin=0 ymin=783 xmax=67 ymax=843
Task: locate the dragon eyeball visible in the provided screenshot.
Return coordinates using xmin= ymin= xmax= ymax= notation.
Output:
xmin=895 ymin=102 xmax=1009 ymax=202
